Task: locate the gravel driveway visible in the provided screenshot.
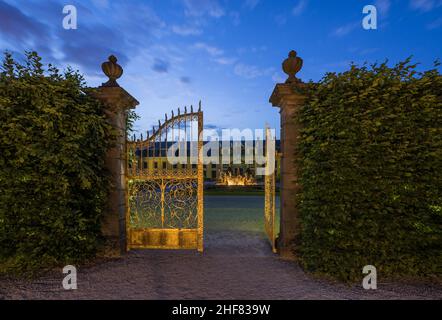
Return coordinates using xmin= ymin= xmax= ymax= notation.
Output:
xmin=1 ymin=196 xmax=441 ymax=300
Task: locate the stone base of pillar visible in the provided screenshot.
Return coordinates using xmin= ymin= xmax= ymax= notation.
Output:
xmin=101 ymin=236 xmax=121 ymax=257
xmin=118 ymin=217 xmax=127 ymax=254
xmin=277 ymin=239 xmax=297 ymax=261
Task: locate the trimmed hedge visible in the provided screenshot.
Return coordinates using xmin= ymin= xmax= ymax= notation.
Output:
xmin=0 ymin=52 xmax=112 ymax=275
xmin=297 ymin=59 xmax=442 ymax=281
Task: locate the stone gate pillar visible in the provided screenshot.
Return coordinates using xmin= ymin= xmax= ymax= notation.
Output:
xmin=269 ymin=50 xmax=305 ymax=259
xmin=90 ymin=55 xmax=139 ymax=255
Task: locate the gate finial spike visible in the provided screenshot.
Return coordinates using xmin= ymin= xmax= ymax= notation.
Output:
xmin=184 ymin=106 xmax=187 ymax=114
xmin=178 ymin=107 xmax=180 ymax=115
xmin=171 ymin=110 xmax=174 ymax=118
xmin=198 ymin=100 xmax=201 ymax=112
xmin=190 ymin=105 xmax=193 ymax=113
xmin=141 ymin=133 xmax=143 ymax=141
xmin=165 ymin=113 xmax=168 ymax=121
xmin=158 ymin=120 xmax=161 ymax=128
xmin=133 ymin=134 xmax=136 ymax=141
xmin=146 ymin=130 xmax=149 ymax=138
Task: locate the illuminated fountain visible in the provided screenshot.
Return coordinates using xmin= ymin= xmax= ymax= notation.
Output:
xmin=217 ymin=170 xmax=257 ymax=186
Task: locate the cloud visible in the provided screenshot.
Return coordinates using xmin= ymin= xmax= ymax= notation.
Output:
xmin=205 ymin=124 xmax=220 ymax=130
xmin=181 ymin=0 xmax=225 ymax=18
xmin=359 ymin=48 xmax=380 ymax=55
xmin=0 ymin=0 xmax=170 ymax=75
xmin=272 ymin=72 xmax=286 ymax=83
xmin=375 ymin=0 xmax=391 ymax=14
xmin=111 ymin=2 xmax=167 ymax=40
xmin=274 ymin=14 xmax=288 ymax=26
xmin=193 ymin=42 xmax=224 ymax=56
xmin=244 ymin=0 xmax=260 ymax=10
xmin=91 ymin=0 xmax=109 ymax=9
xmin=410 ymin=0 xmax=442 ymax=11
xmin=212 ymin=57 xmax=237 ymax=65
xmin=427 ymin=17 xmax=442 ymax=29
xmin=152 ymin=58 xmax=170 ymax=73
xmin=251 ymin=46 xmax=267 ymax=53
xmin=0 ymin=1 xmax=53 ymax=56
xmin=331 ymin=22 xmax=359 ymax=37
xmin=230 ymin=11 xmax=241 ymax=26
xmin=171 ymin=24 xmax=203 ymax=36
xmin=180 ymin=76 xmax=191 ymax=83
xmin=192 ymin=42 xmax=237 ymax=66
xmin=292 ymin=0 xmax=308 ymax=16
xmin=348 ymin=47 xmax=380 ymax=56
xmin=59 ymin=23 xmax=129 ymax=71
xmin=234 ymin=63 xmax=272 ymax=79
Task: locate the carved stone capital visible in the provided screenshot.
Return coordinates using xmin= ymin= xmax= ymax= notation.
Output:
xmin=90 ymin=86 xmax=139 ymax=114
xmin=269 ymin=83 xmax=306 ymax=110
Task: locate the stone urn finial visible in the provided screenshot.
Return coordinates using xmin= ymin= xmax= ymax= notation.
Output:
xmin=101 ymin=55 xmax=123 ymax=87
xmin=282 ymin=50 xmax=303 ymax=83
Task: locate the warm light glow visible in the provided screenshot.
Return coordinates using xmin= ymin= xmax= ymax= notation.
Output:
xmin=217 ymin=171 xmax=257 ymax=186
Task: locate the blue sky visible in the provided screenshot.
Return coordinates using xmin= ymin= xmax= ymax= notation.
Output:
xmin=1 ymin=0 xmax=441 ymax=136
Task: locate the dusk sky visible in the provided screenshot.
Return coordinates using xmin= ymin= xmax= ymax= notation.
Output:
xmin=1 ymin=0 xmax=441 ymax=136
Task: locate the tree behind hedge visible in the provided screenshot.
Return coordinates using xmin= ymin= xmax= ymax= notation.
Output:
xmin=0 ymin=52 xmax=112 ymax=275
xmin=298 ymin=59 xmax=442 ymax=281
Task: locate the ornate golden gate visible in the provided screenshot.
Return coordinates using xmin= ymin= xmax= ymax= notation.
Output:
xmin=126 ymin=104 xmax=203 ymax=252
xmin=264 ymin=126 xmax=277 ymax=253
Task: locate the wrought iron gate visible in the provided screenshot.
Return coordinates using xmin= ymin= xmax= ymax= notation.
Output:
xmin=264 ymin=126 xmax=277 ymax=253
xmin=126 ymin=104 xmax=204 ymax=252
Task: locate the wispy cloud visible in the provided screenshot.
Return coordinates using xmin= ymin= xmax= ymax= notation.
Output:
xmin=331 ymin=22 xmax=359 ymax=37
xmin=375 ymin=0 xmax=391 ymax=14
xmin=212 ymin=57 xmax=237 ymax=65
xmin=180 ymin=76 xmax=191 ymax=84
xmin=292 ymin=0 xmax=308 ymax=16
xmin=191 ymin=42 xmax=238 ymax=66
xmin=192 ymin=42 xmax=239 ymax=67
xmin=193 ymin=42 xmax=224 ymax=56
xmin=171 ymin=24 xmax=203 ymax=36
xmin=274 ymin=14 xmax=287 ymax=26
xmin=349 ymin=47 xmax=380 ymax=56
xmin=91 ymin=0 xmax=109 ymax=9
xmin=234 ymin=63 xmax=273 ymax=79
xmin=230 ymin=11 xmax=241 ymax=26
xmin=152 ymin=58 xmax=170 ymax=73
xmin=251 ymin=46 xmax=267 ymax=53
xmin=410 ymin=0 xmax=442 ymax=12
xmin=244 ymin=0 xmax=260 ymax=10
xmin=0 ymin=1 xmax=53 ymax=57
xmin=427 ymin=17 xmax=442 ymax=29
xmin=60 ymin=24 xmax=129 ymax=71
xmin=0 ymin=0 xmax=173 ymax=75
xmin=181 ymin=0 xmax=225 ymax=18
xmin=272 ymin=72 xmax=286 ymax=83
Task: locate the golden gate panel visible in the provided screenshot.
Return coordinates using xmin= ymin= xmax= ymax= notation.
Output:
xmin=264 ymin=126 xmax=277 ymax=253
xmin=126 ymin=104 xmax=203 ymax=252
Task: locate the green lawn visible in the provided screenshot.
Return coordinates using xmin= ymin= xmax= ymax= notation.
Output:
xmin=204 ymin=195 xmax=280 ymax=234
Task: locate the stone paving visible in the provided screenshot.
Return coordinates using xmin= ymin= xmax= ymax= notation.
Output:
xmin=1 ymin=196 xmax=441 ymax=300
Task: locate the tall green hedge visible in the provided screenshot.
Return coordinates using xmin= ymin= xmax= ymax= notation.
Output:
xmin=297 ymin=59 xmax=442 ymax=281
xmin=0 ymin=52 xmax=112 ymax=275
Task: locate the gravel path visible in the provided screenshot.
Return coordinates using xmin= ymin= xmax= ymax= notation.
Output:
xmin=1 ymin=196 xmax=441 ymax=300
